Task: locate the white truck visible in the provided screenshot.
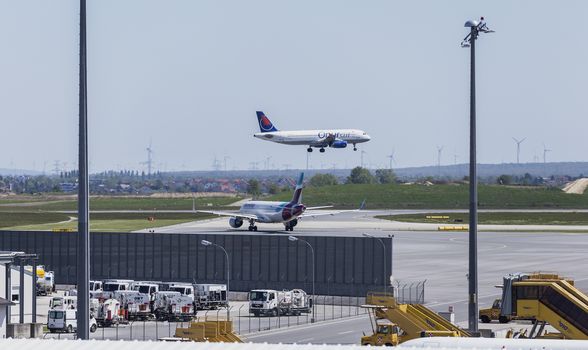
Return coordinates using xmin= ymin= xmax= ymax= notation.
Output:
xmin=115 ymin=290 xmax=152 ymax=321
xmin=96 ymin=279 xmax=134 ymax=300
xmin=49 ymin=296 xmax=77 ymax=310
xmin=96 ymin=298 xmax=121 ymax=327
xmin=249 ymin=289 xmax=311 ymax=317
xmin=153 ymin=291 xmax=194 ymax=321
xmin=194 ymin=284 xmax=228 ymax=310
xmin=89 ymin=280 xmax=103 ymax=292
xmin=48 ymin=309 xmax=97 ymax=333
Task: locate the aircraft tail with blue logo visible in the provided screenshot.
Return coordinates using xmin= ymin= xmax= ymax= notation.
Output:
xmin=290 ymin=172 xmax=304 ymax=204
xmin=256 ymin=111 xmax=278 ymax=132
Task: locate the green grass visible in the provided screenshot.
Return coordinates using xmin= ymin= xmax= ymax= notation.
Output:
xmin=0 ymin=212 xmax=72 ymax=228
xmin=377 ymin=212 xmax=588 ymax=225
xmin=0 ymin=196 xmax=241 ymax=211
xmin=2 ymin=212 xmax=215 ymax=232
xmin=267 ymin=183 xmax=588 ymax=209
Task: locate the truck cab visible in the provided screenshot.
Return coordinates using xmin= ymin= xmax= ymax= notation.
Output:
xmin=49 ymin=296 xmax=77 ymax=310
xmin=249 ymin=289 xmax=278 ymax=316
xmin=361 ymin=320 xmax=401 ymax=346
xmin=89 ymin=280 xmax=103 ymax=292
xmin=479 ymin=298 xmax=510 ymax=323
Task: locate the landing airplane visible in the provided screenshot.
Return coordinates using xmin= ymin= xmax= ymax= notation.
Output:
xmin=198 ymin=173 xmax=364 ymax=231
xmin=253 ymin=111 xmax=371 ymax=153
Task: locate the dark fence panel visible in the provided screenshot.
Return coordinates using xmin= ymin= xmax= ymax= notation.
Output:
xmin=0 ymin=231 xmax=392 ymax=296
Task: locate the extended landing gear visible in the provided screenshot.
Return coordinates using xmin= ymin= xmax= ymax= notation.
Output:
xmin=319 ymin=148 xmax=325 ymax=153
xmin=307 ymin=147 xmax=313 ymax=152
xmin=248 ymin=219 xmax=258 ymax=231
xmin=284 ymin=224 xmax=294 ymax=231
xmin=353 ymin=144 xmax=357 ymax=151
xmin=284 ymin=219 xmax=298 ymax=231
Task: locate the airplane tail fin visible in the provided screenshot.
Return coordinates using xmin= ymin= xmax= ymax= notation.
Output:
xmin=256 ymin=111 xmax=278 ymax=132
xmin=290 ymin=172 xmax=304 ymax=204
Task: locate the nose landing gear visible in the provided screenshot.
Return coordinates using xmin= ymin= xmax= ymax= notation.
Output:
xmin=307 ymin=147 xmax=313 ymax=152
xmin=319 ymin=148 xmax=325 ymax=153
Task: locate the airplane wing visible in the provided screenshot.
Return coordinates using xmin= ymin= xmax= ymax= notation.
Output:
xmin=197 ymin=210 xmax=258 ymax=221
xmin=299 ymin=200 xmax=366 ymax=219
xmin=310 ymin=133 xmax=336 ymax=147
xmin=305 ymin=205 xmax=334 ymax=210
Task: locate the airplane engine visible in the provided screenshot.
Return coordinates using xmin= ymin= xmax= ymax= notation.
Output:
xmin=229 ymin=217 xmax=243 ymax=228
xmin=330 ymin=140 xmax=347 ymax=148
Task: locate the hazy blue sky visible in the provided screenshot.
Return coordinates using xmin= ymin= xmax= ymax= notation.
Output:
xmin=1 ymin=1 xmax=587 ymax=173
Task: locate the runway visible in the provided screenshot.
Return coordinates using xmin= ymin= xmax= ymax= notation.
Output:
xmin=135 ymin=209 xmax=588 ymax=235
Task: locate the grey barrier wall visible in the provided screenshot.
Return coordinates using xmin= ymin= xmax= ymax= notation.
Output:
xmin=0 ymin=231 xmax=392 ymax=296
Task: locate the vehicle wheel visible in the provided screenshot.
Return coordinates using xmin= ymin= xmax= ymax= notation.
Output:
xmin=385 ymin=343 xmax=394 ymax=347
xmin=480 ymin=315 xmax=491 ymax=323
xmin=67 ymin=325 xmax=73 ymax=333
xmin=319 ymin=148 xmax=325 ymax=153
xmin=499 ymin=316 xmax=510 ymax=324
xmin=307 ymin=147 xmax=313 ymax=152
xmin=353 ymin=146 xmax=357 ymax=151
xmin=253 ymin=311 xmax=260 ymax=317
xmin=90 ymin=324 xmax=97 ymax=333
xmin=49 ymin=329 xmax=56 ymax=333
xmin=248 ymin=226 xmax=253 ymax=231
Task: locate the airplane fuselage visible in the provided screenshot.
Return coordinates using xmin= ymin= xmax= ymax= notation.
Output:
xmin=253 ymin=129 xmax=370 ymax=147
xmin=239 ymin=200 xmax=305 ymax=223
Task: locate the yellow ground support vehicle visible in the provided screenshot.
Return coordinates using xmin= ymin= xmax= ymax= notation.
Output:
xmin=479 ymin=298 xmax=511 ymax=324
xmin=174 ymin=318 xmax=242 ymax=342
xmin=361 ymin=292 xmax=469 ymax=346
xmin=499 ymin=273 xmax=588 ymax=340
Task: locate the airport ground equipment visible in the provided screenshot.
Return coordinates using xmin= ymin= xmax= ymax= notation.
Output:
xmin=96 ymin=298 xmax=121 ymax=327
xmin=153 ymin=291 xmax=193 ymax=321
xmin=48 ymin=309 xmax=97 ymax=333
xmin=96 ymin=279 xmax=134 ymax=299
xmin=361 ymin=292 xmax=469 ymax=345
xmin=195 ymin=284 xmax=228 ymax=310
xmin=499 ymin=273 xmax=588 ymax=340
xmin=479 ymin=298 xmax=512 ymax=323
xmin=249 ymin=289 xmax=311 ymax=317
xmin=89 ymin=280 xmax=102 ymax=292
xmin=35 ymin=265 xmax=54 ymax=296
xmin=174 ymin=319 xmax=242 ymax=342
xmin=115 ymin=290 xmax=152 ymax=321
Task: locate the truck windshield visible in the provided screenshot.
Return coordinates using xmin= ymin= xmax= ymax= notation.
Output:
xmin=103 ymin=284 xmax=120 ymax=292
xmin=250 ymin=291 xmax=268 ymax=301
xmin=49 ymin=311 xmax=64 ymax=319
xmin=135 ymin=286 xmax=151 ymax=294
xmin=170 ymin=287 xmax=186 ymax=294
xmin=52 ymin=299 xmax=63 ymax=308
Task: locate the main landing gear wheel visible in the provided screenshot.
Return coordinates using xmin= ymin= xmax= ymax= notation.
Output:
xmin=307 ymin=147 xmax=313 ymax=152
xmin=353 ymin=144 xmax=357 ymax=151
xmin=248 ymin=225 xmax=258 ymax=231
xmin=319 ymin=148 xmax=325 ymax=153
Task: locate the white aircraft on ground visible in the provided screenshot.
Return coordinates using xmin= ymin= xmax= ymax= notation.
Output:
xmin=198 ymin=173 xmax=364 ymax=232
xmin=253 ymin=111 xmax=371 ymax=153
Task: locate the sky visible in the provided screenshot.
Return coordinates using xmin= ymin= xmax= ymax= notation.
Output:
xmin=1 ymin=0 xmax=587 ymax=173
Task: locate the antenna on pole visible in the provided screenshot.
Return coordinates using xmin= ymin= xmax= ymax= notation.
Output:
xmin=512 ymin=137 xmax=525 ymax=164
xmin=437 ymin=146 xmax=444 ymax=176
xmin=141 ymin=140 xmax=154 ymax=177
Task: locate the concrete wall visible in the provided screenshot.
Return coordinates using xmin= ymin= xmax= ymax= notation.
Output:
xmin=0 ymin=265 xmax=33 ymax=323
xmin=0 ymin=231 xmax=392 ymax=296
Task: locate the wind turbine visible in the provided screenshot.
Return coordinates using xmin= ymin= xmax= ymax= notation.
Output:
xmin=436 ymin=146 xmax=444 ymax=167
xmin=543 ymin=144 xmax=552 ymax=164
xmin=512 ymin=137 xmax=525 ymax=164
xmin=141 ymin=140 xmax=154 ymax=176
xmin=387 ymin=150 xmax=396 ymax=169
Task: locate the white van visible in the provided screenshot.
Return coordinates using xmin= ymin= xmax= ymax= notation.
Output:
xmin=47 ymin=309 xmax=97 ymax=333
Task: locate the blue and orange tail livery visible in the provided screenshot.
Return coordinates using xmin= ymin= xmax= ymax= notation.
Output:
xmin=256 ymin=111 xmax=278 ymax=132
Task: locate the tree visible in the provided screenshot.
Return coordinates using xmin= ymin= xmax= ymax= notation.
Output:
xmin=247 ymin=179 xmax=261 ymax=197
xmin=346 ymin=167 xmax=375 ymax=184
xmin=497 ymin=174 xmax=512 ymax=185
xmin=375 ymin=169 xmax=396 ymax=184
xmin=267 ymin=183 xmax=280 ymax=195
xmin=309 ymin=173 xmax=338 ymax=187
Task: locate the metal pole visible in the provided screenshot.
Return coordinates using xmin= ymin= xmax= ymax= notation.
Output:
xmin=5 ymin=263 xmax=10 ymax=323
xmin=467 ymin=24 xmax=479 ymax=333
xmin=32 ymin=259 xmax=37 ymax=324
xmin=214 ymin=244 xmax=230 ymax=321
xmin=19 ymin=261 xmax=24 ymax=323
xmin=303 ymin=240 xmax=315 ymax=323
xmin=389 ymin=234 xmax=394 ymax=289
xmin=77 ymin=0 xmax=90 ymax=339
